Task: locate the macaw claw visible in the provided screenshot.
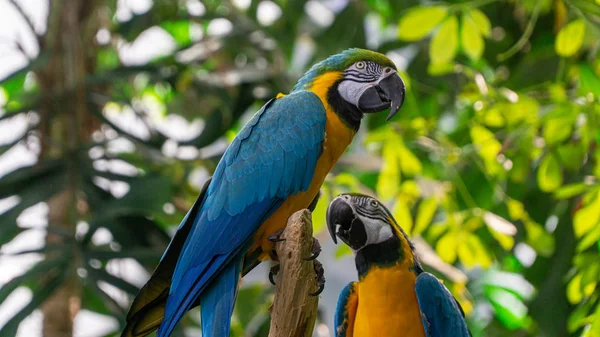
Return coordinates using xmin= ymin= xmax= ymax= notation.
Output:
xmin=304 ymin=237 xmax=322 ymax=261
xmin=267 ymin=229 xmax=286 ymax=243
xmin=309 ymin=259 xmax=326 ymax=296
xmin=269 ymin=264 xmax=280 ymax=285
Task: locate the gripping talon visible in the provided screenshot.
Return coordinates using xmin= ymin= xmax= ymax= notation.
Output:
xmin=304 ymin=237 xmax=322 ymax=261
xmin=267 ymin=229 xmax=285 ymax=243
xmin=310 ymin=259 xmax=325 ymax=296
xmin=310 ymin=283 xmax=325 ymax=296
xmin=269 ymin=264 xmax=280 ymax=285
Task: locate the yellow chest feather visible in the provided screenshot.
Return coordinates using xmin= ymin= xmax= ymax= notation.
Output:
xmin=354 ymin=265 xmax=427 ymax=337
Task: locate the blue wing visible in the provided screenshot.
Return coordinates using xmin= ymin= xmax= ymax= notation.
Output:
xmin=334 ymin=282 xmax=358 ymax=337
xmin=415 ymin=272 xmax=471 ymax=337
xmin=157 ymin=90 xmax=326 ymax=337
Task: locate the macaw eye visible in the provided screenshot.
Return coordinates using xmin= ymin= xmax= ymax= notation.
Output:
xmin=356 ymin=61 xmax=365 ymax=69
xmin=370 ymin=200 xmax=378 ymax=208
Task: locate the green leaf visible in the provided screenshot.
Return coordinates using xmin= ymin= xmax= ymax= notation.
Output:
xmin=483 ymin=270 xmax=536 ymax=301
xmin=413 ymin=197 xmax=437 ymax=235
xmin=398 ymin=6 xmax=448 ymax=41
xmin=557 ymin=144 xmax=586 ymax=171
xmin=578 ymin=224 xmax=600 ymax=251
xmin=86 ymin=281 xmax=126 ymax=316
xmin=567 ymin=273 xmax=595 ymax=304
xmin=537 ymin=154 xmax=563 ymax=192
xmin=0 ymin=257 xmax=68 ymax=304
xmin=503 ymin=97 xmax=540 ymax=125
xmin=397 ymin=141 xmax=422 ymax=176
xmin=555 ymin=19 xmax=586 ymax=57
xmin=469 ymin=9 xmax=491 ymax=37
xmin=429 ymin=16 xmax=459 ymax=65
xmin=543 ymin=117 xmax=573 ymax=145
xmin=553 ymin=183 xmax=590 ymax=199
xmin=458 ymin=233 xmax=492 ymax=268
xmin=591 ymin=305 xmax=600 ymax=337
xmin=525 ymin=220 xmax=555 ymax=257
xmin=392 ymin=198 xmax=413 ymax=234
xmin=376 ymin=135 xmax=401 ymax=200
xmin=436 ymin=231 xmax=457 ymax=263
xmin=161 ymin=21 xmax=192 ymax=46
xmin=427 ymin=62 xmax=455 ymax=76
xmin=579 ymin=64 xmax=600 ymax=97
xmin=0 ymin=160 xmax=64 ymax=199
xmin=470 ymin=124 xmax=502 ymax=175
xmin=0 ymin=72 xmax=26 ymax=99
xmin=486 ymin=289 xmax=530 ymax=329
xmin=0 ymin=164 xmax=67 ymax=246
xmin=574 ymin=193 xmax=600 ymax=238
xmin=461 ymin=14 xmax=484 ymax=61
xmin=0 ymin=271 xmax=66 ymax=336
xmin=87 ymin=269 xmax=140 ymax=295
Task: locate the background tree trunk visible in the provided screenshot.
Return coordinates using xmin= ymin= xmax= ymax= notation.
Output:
xmin=36 ymin=1 xmax=102 ymax=336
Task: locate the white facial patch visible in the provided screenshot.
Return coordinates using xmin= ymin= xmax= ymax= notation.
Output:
xmin=337 ymin=80 xmax=373 ymax=107
xmin=358 ymin=214 xmax=394 ymax=246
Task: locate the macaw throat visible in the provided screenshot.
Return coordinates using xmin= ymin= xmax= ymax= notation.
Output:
xmin=355 ymin=235 xmax=403 ymax=277
xmin=327 ymin=80 xmax=364 ymax=131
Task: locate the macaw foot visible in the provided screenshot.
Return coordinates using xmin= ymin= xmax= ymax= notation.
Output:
xmin=310 ymin=259 xmax=326 ymax=296
xmin=267 ymin=228 xmax=286 ymax=243
xmin=269 ymin=264 xmax=280 ymax=285
xmin=304 ymin=237 xmax=321 ymax=261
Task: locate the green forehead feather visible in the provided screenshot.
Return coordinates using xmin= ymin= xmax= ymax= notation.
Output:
xmin=293 ymin=48 xmax=396 ymax=91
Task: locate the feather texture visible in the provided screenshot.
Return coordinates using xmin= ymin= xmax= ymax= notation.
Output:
xmin=334 ymin=282 xmax=358 ymax=337
xmin=415 ymin=272 xmax=471 ymax=337
xmin=156 ymin=90 xmax=326 ymax=337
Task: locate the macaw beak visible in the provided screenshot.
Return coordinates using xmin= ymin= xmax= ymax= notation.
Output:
xmin=326 ymin=196 xmax=367 ymax=250
xmin=357 ymin=70 xmax=406 ymax=121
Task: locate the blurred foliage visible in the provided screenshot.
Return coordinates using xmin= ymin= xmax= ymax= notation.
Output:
xmin=0 ymin=0 xmax=600 ymax=336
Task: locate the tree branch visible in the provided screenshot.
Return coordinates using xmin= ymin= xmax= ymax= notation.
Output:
xmin=269 ymin=210 xmax=319 ymax=337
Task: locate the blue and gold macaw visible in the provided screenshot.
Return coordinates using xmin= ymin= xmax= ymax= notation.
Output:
xmin=122 ymin=49 xmax=406 ymax=337
xmin=326 ymin=194 xmax=471 ymax=337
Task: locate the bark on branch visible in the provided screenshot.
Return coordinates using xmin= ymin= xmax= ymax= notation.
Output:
xmin=268 ymin=209 xmax=319 ymax=337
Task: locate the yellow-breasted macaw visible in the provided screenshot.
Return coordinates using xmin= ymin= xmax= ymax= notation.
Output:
xmin=326 ymin=194 xmax=471 ymax=337
xmin=122 ymin=49 xmax=406 ymax=337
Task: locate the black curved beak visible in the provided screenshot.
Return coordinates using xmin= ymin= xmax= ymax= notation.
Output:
xmin=326 ymin=197 xmax=367 ymax=250
xmin=357 ymin=70 xmax=406 ymax=121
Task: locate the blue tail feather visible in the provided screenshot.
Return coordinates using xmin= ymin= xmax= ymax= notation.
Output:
xmin=200 ymin=258 xmax=242 ymax=337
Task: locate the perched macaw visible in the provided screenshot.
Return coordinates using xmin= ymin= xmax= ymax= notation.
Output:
xmin=122 ymin=49 xmax=406 ymax=337
xmin=326 ymin=194 xmax=471 ymax=337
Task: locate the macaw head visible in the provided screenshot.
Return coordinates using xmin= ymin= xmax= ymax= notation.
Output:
xmin=326 ymin=193 xmax=422 ymax=274
xmin=293 ymin=48 xmax=406 ymax=128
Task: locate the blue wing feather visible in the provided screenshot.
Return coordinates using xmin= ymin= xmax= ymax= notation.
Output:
xmin=334 ymin=282 xmax=358 ymax=337
xmin=157 ymin=90 xmax=326 ymax=337
xmin=415 ymin=272 xmax=471 ymax=337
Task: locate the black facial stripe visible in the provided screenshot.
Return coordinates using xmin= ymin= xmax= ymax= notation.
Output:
xmin=367 ymin=62 xmax=382 ymax=73
xmin=345 ymin=69 xmax=377 ymax=77
xmin=343 ymin=78 xmax=377 ymax=84
xmin=345 ymin=61 xmax=382 ymax=80
xmin=354 ymin=208 xmax=387 ymax=222
xmin=344 ymin=72 xmax=378 ymax=82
